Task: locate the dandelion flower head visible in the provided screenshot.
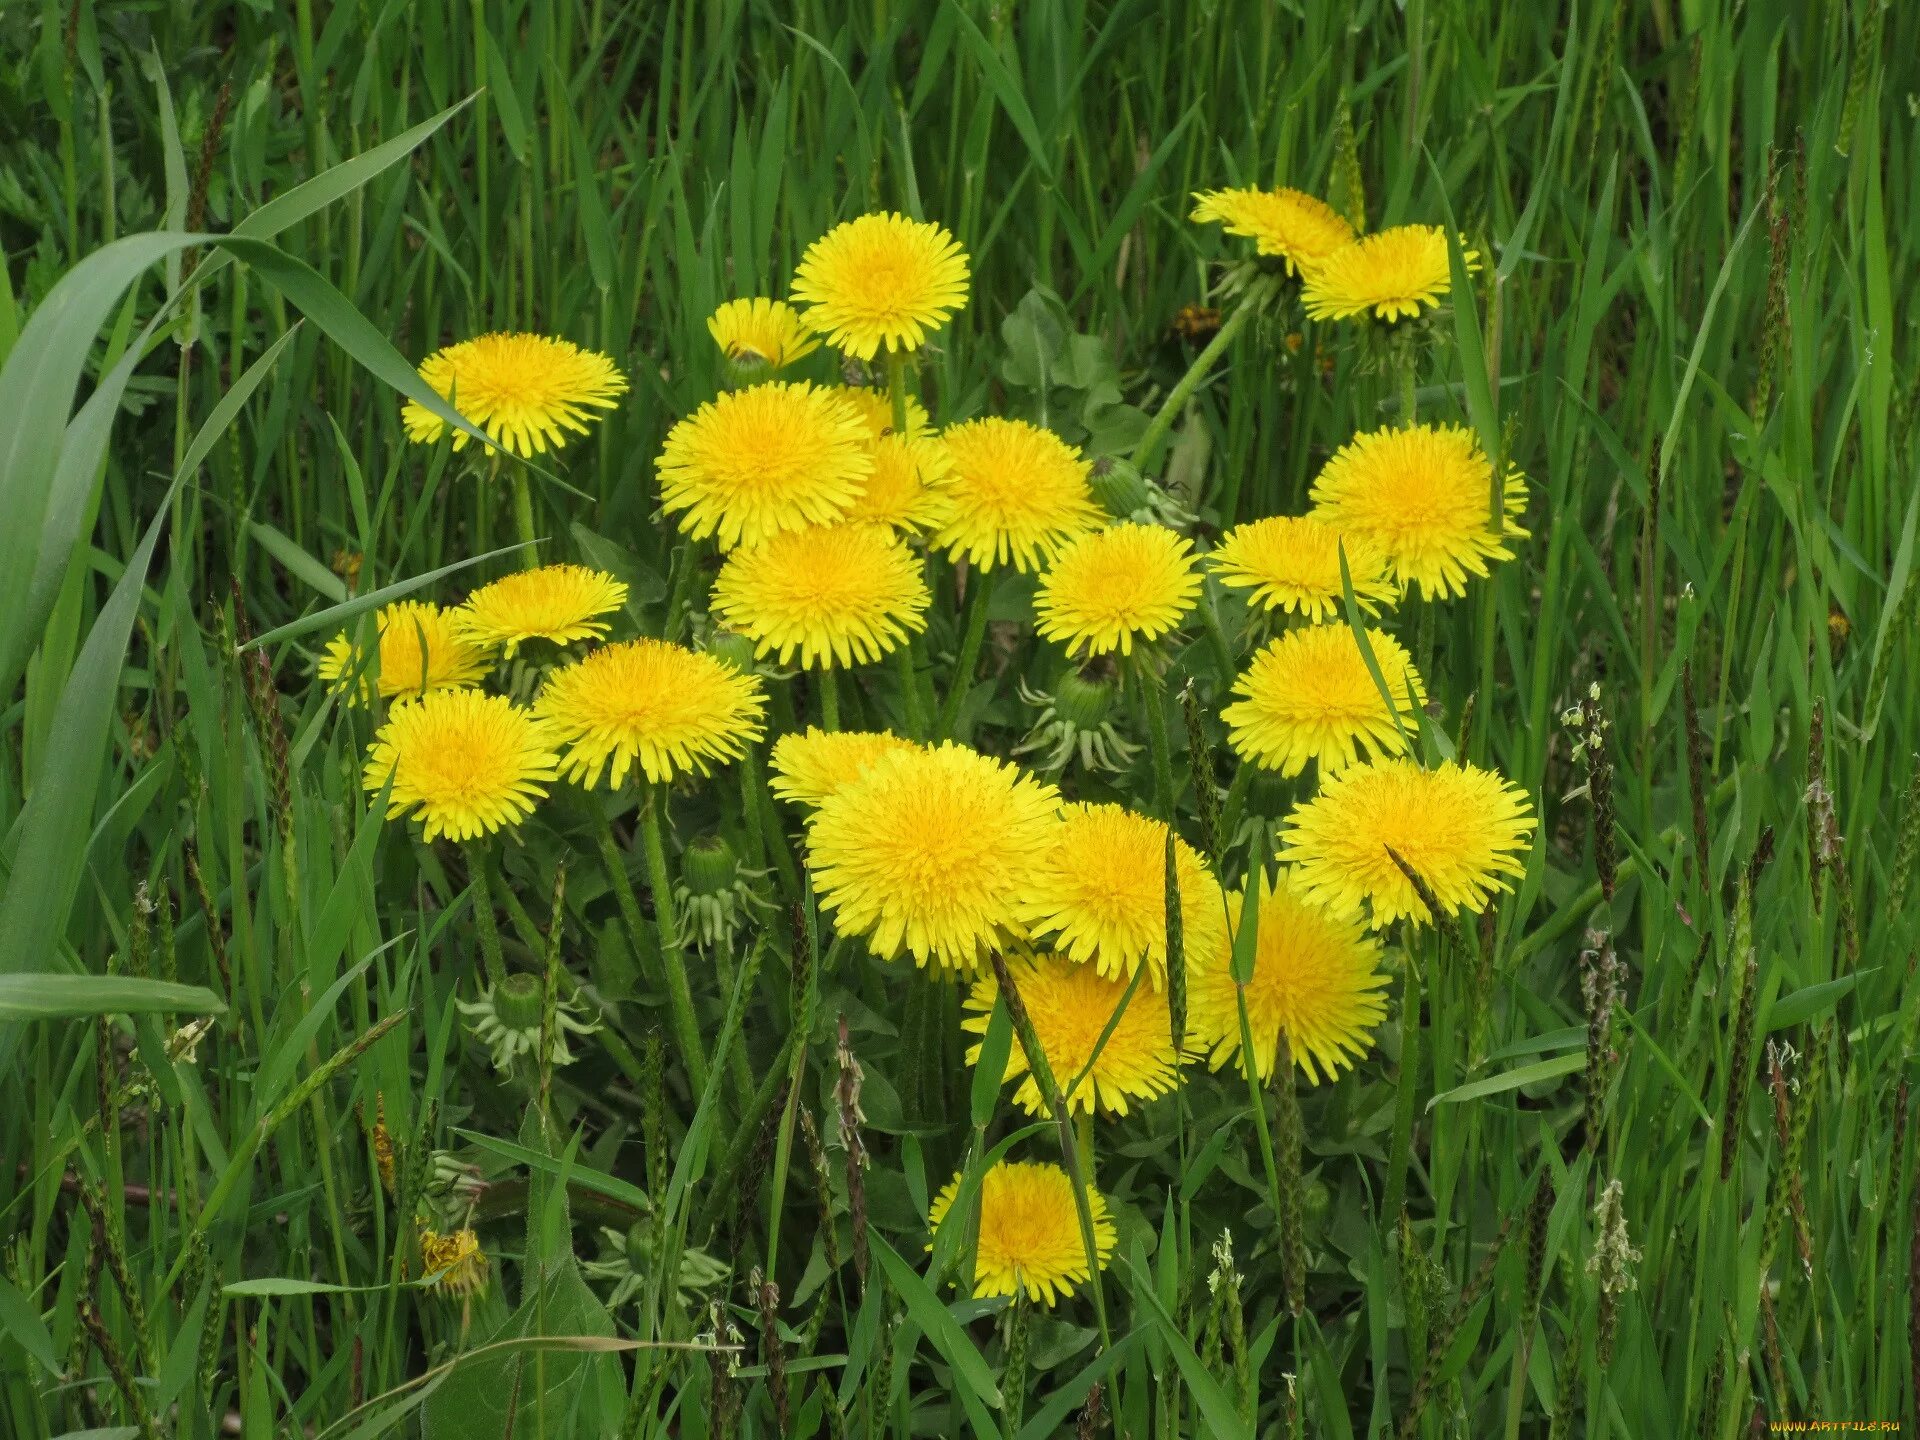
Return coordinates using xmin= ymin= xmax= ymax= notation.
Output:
xmin=362 ymin=689 xmax=557 ymax=842
xmin=1222 ymin=623 xmax=1425 ymax=777
xmin=319 ymin=600 xmax=493 ymax=704
xmin=1301 ymin=225 xmax=1478 ymax=323
xmin=1034 ymin=523 xmax=1203 ymax=657
xmin=1208 ymin=514 xmax=1398 ymax=621
xmin=768 ymin=728 xmax=922 ymax=808
xmin=928 ymin=1160 xmax=1114 ymax=1306
xmin=710 ymin=523 xmax=931 ymax=669
xmin=1190 ymin=186 xmax=1355 ymax=274
xmin=455 ymin=565 xmax=628 ymax=657
xmin=926 ymin=417 xmax=1102 ymax=573
xmin=791 ymin=212 xmax=971 ymax=360
xmin=707 ymin=298 xmax=819 ymax=371
xmin=401 ymin=333 xmax=627 ymax=457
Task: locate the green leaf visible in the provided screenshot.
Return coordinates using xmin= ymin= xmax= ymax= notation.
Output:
xmin=0 ymin=975 xmax=225 ymax=1022
xmin=871 ymin=1235 xmax=1006 ymax=1420
xmin=0 ymin=1270 xmax=59 ymax=1374
xmin=970 ymin=994 xmax=1014 ymax=1127
xmin=1763 ymin=971 xmax=1870 ymax=1033
xmin=1427 ymin=1053 xmax=1584 ymax=1111
xmin=241 ymin=541 xmax=534 ymax=651
xmin=250 ymin=520 xmax=349 ymax=602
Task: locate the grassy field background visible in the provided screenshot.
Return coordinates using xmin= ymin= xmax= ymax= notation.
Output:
xmin=3 ymin=0 xmax=1919 ymax=1436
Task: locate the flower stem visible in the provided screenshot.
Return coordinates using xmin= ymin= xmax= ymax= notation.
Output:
xmin=1075 ymin=1109 xmax=1096 ymax=1183
xmin=1131 ymin=276 xmax=1275 ymax=474
xmin=892 ymin=638 xmax=928 ymax=739
xmin=885 ymin=349 xmax=911 ymax=435
xmin=938 ymin=567 xmax=993 ymax=738
xmin=638 ymin=786 xmax=711 ymax=1097
xmin=589 ymin=803 xmax=660 ymax=982
xmin=509 ymin=465 xmax=540 ymax=561
xmin=1139 ymin=666 xmax=1178 ymax=821
xmin=462 ymin=841 xmax=508 ymax=987
xmin=818 ymin=667 xmax=842 ymax=731
xmin=663 ymin=537 xmax=705 ymax=643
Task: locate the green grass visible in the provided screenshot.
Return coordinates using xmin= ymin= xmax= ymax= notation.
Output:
xmin=3 ymin=1 xmax=1918 ymax=1436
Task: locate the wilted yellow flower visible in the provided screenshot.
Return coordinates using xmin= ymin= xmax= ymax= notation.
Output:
xmin=925 ymin=417 xmax=1102 ymax=573
xmin=1207 ymin=514 xmax=1398 ymax=621
xmin=707 ymin=298 xmax=819 ymax=370
xmin=1278 ymin=758 xmax=1536 ymax=928
xmin=1016 ymin=801 xmax=1227 ymax=989
xmin=710 ymin=523 xmax=930 ymax=668
xmin=454 ymin=565 xmax=628 ymax=657
xmin=1309 ymin=424 xmax=1528 ymax=599
xmin=535 ymin=639 xmax=767 ymax=788
xmin=1190 ymin=186 xmax=1355 ymax=274
xmin=319 ymin=600 xmax=494 ymax=704
xmin=768 ymin=728 xmax=922 ymax=807
xmin=806 ymin=742 xmax=1062 ymax=972
xmin=963 ymin=954 xmax=1184 ymax=1116
xmin=656 ymin=381 xmax=871 ymax=551
xmin=1190 ymin=867 xmax=1388 ymax=1083
xmin=401 ymin=333 xmax=627 ymax=456
xmin=928 ymin=1160 xmax=1114 ymax=1306
xmin=1301 ymin=226 xmax=1478 ymax=323
xmin=362 ymin=689 xmax=557 ymax=842
xmin=792 ymin=212 xmax=970 ymax=360
xmin=1222 ymin=624 xmax=1424 ymax=776
xmin=1034 ymin=523 xmax=1202 ymax=657
xmin=419 ymin=1228 xmax=489 ymax=1297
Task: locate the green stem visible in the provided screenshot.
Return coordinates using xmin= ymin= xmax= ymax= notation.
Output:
xmin=1220 ymin=762 xmax=1257 ymax=859
xmin=1140 ymin=667 xmax=1178 ymax=821
xmin=818 ymin=667 xmax=842 ymax=731
xmin=939 ymin=569 xmax=993 ymax=738
xmin=463 ymin=842 xmax=508 ymax=987
xmin=886 ymin=349 xmax=911 ymax=436
xmin=664 ymin=537 xmax=706 ymax=643
xmin=638 ymin=787 xmax=711 ymax=1098
xmin=1396 ymin=342 xmax=1418 ymax=428
xmin=1131 ymin=277 xmax=1274 ymax=474
xmin=892 ymin=638 xmax=928 ymax=739
xmin=1382 ymin=944 xmax=1423 ymax=1230
xmin=589 ymin=804 xmax=661 ymax=983
xmin=1075 ymin=1110 xmax=1096 ymax=1184
xmin=510 ymin=466 xmax=540 ymax=562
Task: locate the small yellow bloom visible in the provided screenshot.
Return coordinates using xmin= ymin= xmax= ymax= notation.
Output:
xmin=535 ymin=639 xmax=767 ymax=788
xmin=363 ymin=689 xmax=558 ymax=842
xmin=768 ymin=728 xmax=922 ymax=807
xmin=319 ymin=600 xmax=493 ymax=704
xmin=1301 ymin=226 xmax=1478 ymax=323
xmin=1035 ymin=523 xmax=1202 ymax=657
xmin=792 ymin=212 xmax=971 ymax=360
xmin=1190 ymin=186 xmax=1355 ymax=274
xmin=925 ymin=417 xmax=1103 ymax=573
xmin=843 ymin=432 xmax=951 ymax=532
xmin=1190 ymin=868 xmax=1388 ymax=1084
xmin=963 ymin=954 xmax=1185 ymax=1116
xmin=401 ymin=333 xmax=627 ymax=457
xmin=1016 ymin=801 xmax=1227 ymax=989
xmin=1222 ymin=624 xmax=1425 ymax=776
xmin=1278 ymin=758 xmax=1536 ymax=929
xmin=1309 ymin=423 xmax=1529 ymax=600
xmin=656 ymin=381 xmax=872 ymax=551
xmin=707 ymin=298 xmax=820 ymax=370
xmin=928 ymin=1160 xmax=1114 ymax=1306
xmin=1208 ymin=514 xmax=1399 ymax=621
xmin=805 ymin=742 xmax=1062 ymax=972
xmin=710 ymin=523 xmax=931 ymax=669
xmin=455 ymin=565 xmax=628 ymax=657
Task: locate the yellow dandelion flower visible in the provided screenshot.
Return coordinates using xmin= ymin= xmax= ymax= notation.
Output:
xmin=926 ymin=417 xmax=1103 ymax=573
xmin=963 ymin=954 xmax=1184 ymax=1117
xmin=1301 ymin=226 xmax=1478 ymax=323
xmin=1222 ymin=624 xmax=1424 ymax=777
xmin=1034 ymin=522 xmax=1202 ymax=658
xmin=1016 ymin=802 xmax=1227 ymax=989
xmin=535 ymin=639 xmax=767 ymax=788
xmin=768 ymin=728 xmax=922 ymax=807
xmin=1190 ymin=186 xmax=1355 ymax=274
xmin=454 ymin=565 xmax=628 ymax=657
xmin=830 ymin=384 xmax=931 ymax=440
xmin=1190 ymin=867 xmax=1388 ymax=1084
xmin=362 ymin=689 xmax=557 ymax=843
xmin=710 ymin=523 xmax=931 ymax=669
xmin=928 ymin=1160 xmax=1114 ymax=1307
xmin=1278 ymin=758 xmax=1536 ymax=929
xmin=319 ymin=600 xmax=494 ymax=705
xmin=707 ymin=297 xmax=819 ymax=370
xmin=1208 ymin=514 xmax=1399 ymax=621
xmin=791 ymin=212 xmax=970 ymax=360
xmin=845 ymin=432 xmax=951 ymax=531
xmin=656 ymin=381 xmax=872 ymax=551
xmin=806 ymin=742 xmax=1062 ymax=972
xmin=419 ymin=1228 xmax=490 ymax=1297
xmin=400 ymin=333 xmax=627 ymax=457
xmin=1309 ymin=424 xmax=1528 ymax=600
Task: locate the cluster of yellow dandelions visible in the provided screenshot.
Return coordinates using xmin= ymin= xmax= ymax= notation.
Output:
xmin=334 ymin=564 xmax=766 ymax=844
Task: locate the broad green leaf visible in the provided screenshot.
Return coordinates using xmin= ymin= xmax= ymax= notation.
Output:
xmin=0 ymin=975 xmax=225 ymax=1021
xmin=1427 ymin=1053 xmax=1584 ymax=1111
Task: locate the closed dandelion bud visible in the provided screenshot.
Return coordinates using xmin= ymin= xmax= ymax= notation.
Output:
xmin=673 ymin=832 xmax=768 ymax=954
xmin=1015 ymin=666 xmax=1140 ymax=775
xmin=1088 ymin=453 xmax=1153 ymax=518
xmin=706 ymin=629 xmax=760 ymax=675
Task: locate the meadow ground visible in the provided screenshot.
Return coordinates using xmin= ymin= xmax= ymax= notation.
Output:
xmin=2 ymin=2 xmax=1918 ymax=1437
